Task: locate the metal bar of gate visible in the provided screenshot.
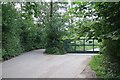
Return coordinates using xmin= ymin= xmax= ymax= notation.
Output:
xmin=64 ymin=39 xmax=99 ymax=53
xmin=83 ymin=39 xmax=85 ymax=51
xmin=75 ymin=41 xmax=76 ymax=51
xmin=93 ymin=39 xmax=94 ymax=51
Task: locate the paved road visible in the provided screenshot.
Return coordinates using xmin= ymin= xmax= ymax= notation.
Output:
xmin=1 ymin=49 xmax=97 ymax=78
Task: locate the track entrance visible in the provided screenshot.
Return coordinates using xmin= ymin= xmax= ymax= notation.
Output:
xmin=64 ymin=38 xmax=99 ymax=53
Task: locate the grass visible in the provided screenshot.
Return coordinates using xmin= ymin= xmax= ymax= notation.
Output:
xmin=67 ymin=39 xmax=100 ymax=52
xmin=90 ymin=54 xmax=120 ymax=79
xmin=85 ymin=46 xmax=99 ymax=51
xmin=70 ymin=45 xmax=99 ymax=51
xmin=90 ymin=54 xmax=106 ymax=78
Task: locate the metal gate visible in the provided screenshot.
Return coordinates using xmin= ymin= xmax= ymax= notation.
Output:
xmin=64 ymin=38 xmax=99 ymax=53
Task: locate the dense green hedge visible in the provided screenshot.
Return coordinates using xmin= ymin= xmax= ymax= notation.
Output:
xmin=90 ymin=54 xmax=120 ymax=79
xmin=2 ymin=4 xmax=23 ymax=60
xmin=2 ymin=3 xmax=45 ymax=60
xmin=101 ymin=40 xmax=120 ymax=78
xmin=45 ymin=2 xmax=66 ymax=55
xmin=91 ymin=2 xmax=120 ymax=79
xmin=20 ymin=19 xmax=46 ymax=51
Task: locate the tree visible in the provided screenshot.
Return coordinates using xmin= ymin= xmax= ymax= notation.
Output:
xmin=2 ymin=2 xmax=48 ymax=60
xmin=2 ymin=3 xmax=23 ymax=60
xmin=45 ymin=2 xmax=66 ymax=54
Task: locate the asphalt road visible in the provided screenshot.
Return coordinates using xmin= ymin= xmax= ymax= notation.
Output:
xmin=1 ymin=49 xmax=97 ymax=78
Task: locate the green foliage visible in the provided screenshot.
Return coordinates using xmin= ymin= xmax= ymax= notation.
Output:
xmin=90 ymin=54 xmax=120 ymax=79
xmin=2 ymin=3 xmax=23 ymax=60
xmin=90 ymin=2 xmax=120 ymax=79
xmin=2 ymin=3 xmax=46 ymax=60
xmin=45 ymin=18 xmax=65 ymax=54
xmin=2 ymin=2 xmax=67 ymax=60
xmin=93 ymin=3 xmax=120 ymax=70
xmin=20 ymin=19 xmax=45 ymax=51
xmin=67 ymin=2 xmax=120 ymax=79
xmin=94 ymin=2 xmax=120 ymax=40
xmin=45 ymin=3 xmax=66 ymax=54
xmin=90 ymin=55 xmax=106 ymax=78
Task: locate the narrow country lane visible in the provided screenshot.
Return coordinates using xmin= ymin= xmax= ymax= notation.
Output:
xmin=2 ymin=49 xmax=97 ymax=78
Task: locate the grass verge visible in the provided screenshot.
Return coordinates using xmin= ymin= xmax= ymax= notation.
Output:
xmin=90 ymin=54 xmax=120 ymax=80
xmin=90 ymin=54 xmax=106 ymax=78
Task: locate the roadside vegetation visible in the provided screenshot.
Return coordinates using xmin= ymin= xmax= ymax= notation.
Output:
xmin=89 ymin=2 xmax=120 ymax=79
xmin=90 ymin=55 xmax=105 ymax=78
xmin=90 ymin=54 xmax=120 ymax=79
xmin=2 ymin=3 xmax=47 ymax=60
xmin=1 ymin=1 xmax=120 ymax=79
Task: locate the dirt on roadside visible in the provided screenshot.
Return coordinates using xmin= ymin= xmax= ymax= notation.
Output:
xmin=81 ymin=65 xmax=97 ymax=78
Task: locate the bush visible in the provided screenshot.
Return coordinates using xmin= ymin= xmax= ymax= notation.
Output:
xmin=90 ymin=54 xmax=120 ymax=79
xmin=2 ymin=3 xmax=23 ymax=60
xmin=2 ymin=3 xmax=46 ymax=60
xmin=20 ymin=19 xmax=46 ymax=51
xmin=45 ymin=29 xmax=65 ymax=54
xmin=45 ymin=16 xmax=66 ymax=54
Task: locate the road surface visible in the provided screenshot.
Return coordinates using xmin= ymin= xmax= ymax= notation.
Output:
xmin=1 ymin=49 xmax=97 ymax=78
